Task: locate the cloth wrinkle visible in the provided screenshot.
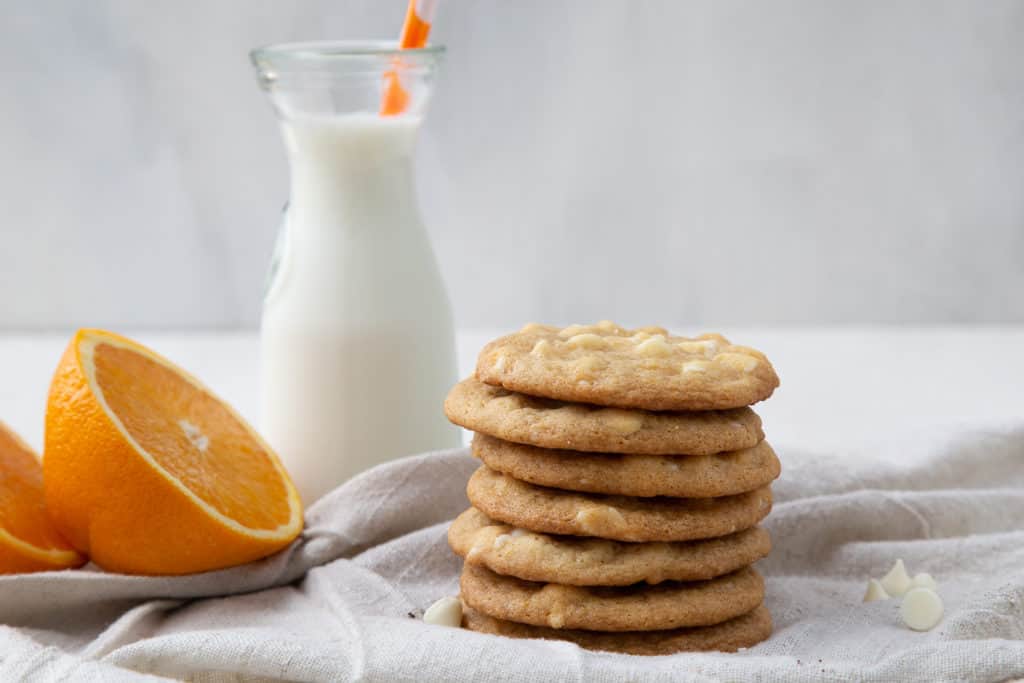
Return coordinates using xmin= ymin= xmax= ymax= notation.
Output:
xmin=0 ymin=433 xmax=1021 ymax=682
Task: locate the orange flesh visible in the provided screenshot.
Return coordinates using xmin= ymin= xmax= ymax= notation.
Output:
xmin=380 ymin=1 xmax=432 ymax=116
xmin=92 ymin=343 xmax=290 ymax=531
xmin=0 ymin=425 xmax=76 ymax=551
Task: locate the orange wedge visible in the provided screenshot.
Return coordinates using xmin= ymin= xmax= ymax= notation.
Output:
xmin=43 ymin=329 xmax=303 ymax=575
xmin=0 ymin=421 xmax=86 ymax=573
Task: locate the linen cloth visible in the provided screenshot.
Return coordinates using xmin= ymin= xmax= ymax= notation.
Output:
xmin=1 ymin=426 xmax=1023 ymax=682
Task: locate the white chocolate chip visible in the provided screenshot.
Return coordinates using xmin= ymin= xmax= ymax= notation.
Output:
xmin=566 ymin=333 xmax=608 ymax=350
xmin=538 ymin=584 xmax=583 ymax=629
xmin=678 ymin=339 xmax=720 ymax=358
xmin=682 ymin=360 xmax=709 ymax=374
xmin=707 ymin=341 xmax=724 ymax=358
xmin=910 ymin=572 xmax=938 ymax=590
xmin=677 ymin=341 xmax=706 ymax=354
xmin=558 ymin=324 xmax=587 ymax=338
xmin=880 ymin=559 xmax=912 ymax=597
xmin=509 ymin=528 xmax=528 ymax=538
xmin=492 ymin=354 xmax=508 ymax=372
xmin=423 ymin=596 xmax=463 ymax=628
xmin=715 ymin=352 xmax=759 ymax=373
xmin=597 ymin=408 xmax=644 ymax=435
xmin=630 ymin=331 xmax=652 ymax=342
xmin=900 ymin=587 xmax=943 ymax=631
xmin=531 ymin=339 xmax=552 ymax=357
xmin=635 ymin=335 xmax=672 ymax=357
xmin=572 ymin=356 xmax=604 ymax=380
xmin=575 ymin=505 xmax=627 ymax=535
xmin=863 ymin=578 xmax=890 ymax=603
xmin=492 ymin=533 xmax=512 ymax=549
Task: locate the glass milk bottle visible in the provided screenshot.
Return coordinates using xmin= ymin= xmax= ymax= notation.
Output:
xmin=251 ymin=42 xmax=460 ymax=503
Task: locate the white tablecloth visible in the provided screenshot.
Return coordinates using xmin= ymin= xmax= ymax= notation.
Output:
xmin=2 ymin=428 xmax=1024 ymax=681
xmin=0 ymin=328 xmax=1022 ymax=681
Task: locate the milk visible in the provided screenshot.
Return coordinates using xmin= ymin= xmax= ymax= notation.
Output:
xmin=261 ymin=113 xmax=460 ymax=503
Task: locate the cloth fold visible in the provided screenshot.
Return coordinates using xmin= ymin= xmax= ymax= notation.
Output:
xmin=2 ymin=426 xmax=1023 ymax=682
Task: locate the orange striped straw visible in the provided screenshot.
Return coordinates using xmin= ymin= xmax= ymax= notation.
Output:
xmin=380 ymin=0 xmax=439 ymax=116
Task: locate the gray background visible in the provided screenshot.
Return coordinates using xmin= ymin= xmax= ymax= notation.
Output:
xmin=1 ymin=0 xmax=1022 ymax=330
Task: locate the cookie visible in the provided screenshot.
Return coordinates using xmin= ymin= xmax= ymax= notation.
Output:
xmin=467 ymin=466 xmax=772 ymax=542
xmin=472 ymin=433 xmax=780 ymax=498
xmin=445 ymin=378 xmax=764 ymax=455
xmin=462 ymin=604 xmax=772 ymax=655
xmin=460 ymin=563 xmax=764 ymax=631
xmin=449 ymin=507 xmax=771 ymax=586
xmin=475 ymin=322 xmax=779 ymax=411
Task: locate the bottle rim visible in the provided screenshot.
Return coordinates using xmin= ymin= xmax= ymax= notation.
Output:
xmin=251 ymin=40 xmax=445 ymax=70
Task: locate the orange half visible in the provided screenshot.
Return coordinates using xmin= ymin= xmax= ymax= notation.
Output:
xmin=0 ymin=421 xmax=85 ymax=573
xmin=44 ymin=329 xmax=303 ymax=575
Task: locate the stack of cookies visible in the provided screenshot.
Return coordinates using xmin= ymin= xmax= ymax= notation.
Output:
xmin=444 ymin=322 xmax=781 ymax=655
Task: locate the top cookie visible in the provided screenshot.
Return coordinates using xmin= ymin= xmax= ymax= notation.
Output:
xmin=476 ymin=322 xmax=780 ymax=411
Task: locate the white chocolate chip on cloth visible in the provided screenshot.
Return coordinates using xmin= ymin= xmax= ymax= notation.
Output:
xmin=901 ymin=587 xmax=944 ymax=631
xmin=910 ymin=572 xmax=938 ymax=591
xmin=866 ymin=560 xmax=944 ymax=631
xmin=863 ymin=579 xmax=890 ymax=603
xmin=423 ymin=596 xmax=463 ymax=628
xmin=880 ymin=558 xmax=912 ymax=597
xmin=475 ymin=322 xmax=780 ymax=411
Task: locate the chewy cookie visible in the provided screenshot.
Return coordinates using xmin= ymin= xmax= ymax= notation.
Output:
xmin=476 ymin=322 xmax=780 ymax=411
xmin=449 ymin=508 xmax=771 ymax=586
xmin=467 ymin=466 xmax=772 ymax=542
xmin=472 ymin=433 xmax=781 ymax=498
xmin=445 ymin=378 xmax=764 ymax=456
xmin=460 ymin=564 xmax=764 ymax=631
xmin=462 ymin=604 xmax=772 ymax=655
